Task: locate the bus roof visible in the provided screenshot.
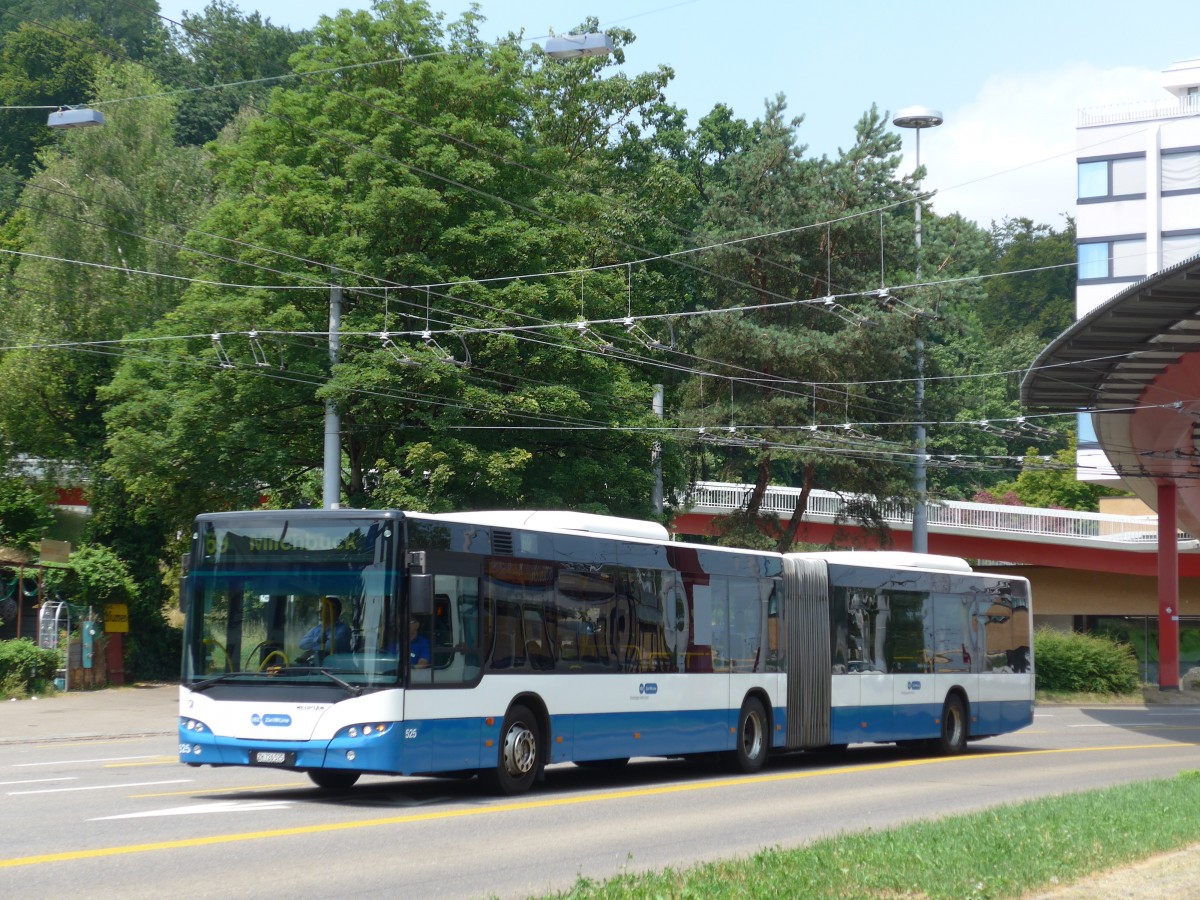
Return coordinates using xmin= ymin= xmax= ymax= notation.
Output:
xmin=423 ymin=510 xmax=671 ymax=542
xmin=789 ymin=550 xmax=974 ymax=573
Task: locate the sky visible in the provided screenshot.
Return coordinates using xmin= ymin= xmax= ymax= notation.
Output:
xmin=153 ymin=0 xmax=1200 ymax=229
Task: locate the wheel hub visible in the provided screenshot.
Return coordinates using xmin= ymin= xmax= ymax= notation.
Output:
xmin=502 ymin=723 xmax=536 ymax=776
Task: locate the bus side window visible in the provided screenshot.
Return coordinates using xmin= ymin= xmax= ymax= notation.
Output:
xmin=490 ymin=600 xmax=526 ymax=670
xmin=432 ymin=593 xmax=452 ymax=667
xmin=523 ymin=608 xmax=554 ymax=670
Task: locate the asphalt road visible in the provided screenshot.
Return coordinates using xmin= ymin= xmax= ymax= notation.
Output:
xmin=1 ymin=700 xmax=1198 ymax=898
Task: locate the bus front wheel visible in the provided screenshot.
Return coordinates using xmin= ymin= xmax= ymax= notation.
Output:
xmin=482 ymin=704 xmax=540 ymax=795
xmin=727 ymin=696 xmax=768 ymax=773
xmin=932 ymin=694 xmax=968 ymax=755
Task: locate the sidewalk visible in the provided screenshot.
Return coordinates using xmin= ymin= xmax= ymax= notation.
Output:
xmin=0 ymin=682 xmax=178 ymax=744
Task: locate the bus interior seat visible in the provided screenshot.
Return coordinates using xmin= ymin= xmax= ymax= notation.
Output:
xmin=526 ymin=639 xmax=554 ymax=671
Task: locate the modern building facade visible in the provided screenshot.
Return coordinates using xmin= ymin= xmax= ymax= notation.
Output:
xmin=1020 ymin=66 xmax=1200 ymax=688
xmin=1076 ymin=58 xmax=1200 ymax=481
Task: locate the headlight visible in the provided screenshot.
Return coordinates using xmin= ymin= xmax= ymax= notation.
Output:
xmin=341 ymin=722 xmax=392 ymax=739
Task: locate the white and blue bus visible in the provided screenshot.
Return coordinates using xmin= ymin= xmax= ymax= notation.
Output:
xmin=178 ymin=508 xmax=1033 ymax=794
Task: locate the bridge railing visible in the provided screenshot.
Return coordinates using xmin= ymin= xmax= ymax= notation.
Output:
xmin=685 ymin=481 xmax=1193 ymax=543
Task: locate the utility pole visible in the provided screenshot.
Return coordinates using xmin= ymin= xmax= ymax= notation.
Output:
xmin=652 ymin=384 xmax=664 ymax=514
xmin=323 ymin=281 xmax=342 ymax=509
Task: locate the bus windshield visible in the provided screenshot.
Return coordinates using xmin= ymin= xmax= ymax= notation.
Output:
xmin=183 ymin=516 xmax=401 ymax=689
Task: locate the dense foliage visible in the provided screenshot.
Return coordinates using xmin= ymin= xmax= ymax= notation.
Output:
xmin=0 ymin=1 xmax=1079 ymax=676
xmin=974 ymin=438 xmax=1123 ymax=511
xmin=0 ymin=637 xmax=60 ymax=696
xmin=0 ymin=475 xmax=54 ymax=552
xmin=1033 ymin=627 xmax=1141 ymax=695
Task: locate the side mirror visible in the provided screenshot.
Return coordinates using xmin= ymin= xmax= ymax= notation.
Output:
xmin=408 ymin=574 xmax=433 ymax=615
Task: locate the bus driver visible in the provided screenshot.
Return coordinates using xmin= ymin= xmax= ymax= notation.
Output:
xmin=299 ymin=597 xmax=352 ymax=655
xmin=409 ymin=617 xmax=430 ymax=668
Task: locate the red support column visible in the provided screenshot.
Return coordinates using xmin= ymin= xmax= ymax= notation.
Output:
xmin=1157 ymin=482 xmax=1180 ymax=690
xmin=105 ymin=632 xmax=126 ymax=686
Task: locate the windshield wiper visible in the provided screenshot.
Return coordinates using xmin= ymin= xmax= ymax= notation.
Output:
xmin=188 ymin=670 xmax=268 ymax=692
xmin=288 ymin=667 xmax=364 ymax=696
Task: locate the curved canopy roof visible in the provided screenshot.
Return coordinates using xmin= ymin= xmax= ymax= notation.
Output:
xmin=1021 ymin=253 xmax=1200 ymax=535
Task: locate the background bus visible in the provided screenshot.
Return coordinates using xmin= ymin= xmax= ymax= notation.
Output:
xmin=178 ymin=508 xmax=1033 ymax=793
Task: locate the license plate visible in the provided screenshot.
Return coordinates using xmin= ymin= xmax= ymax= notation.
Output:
xmin=250 ymin=750 xmax=293 ymax=766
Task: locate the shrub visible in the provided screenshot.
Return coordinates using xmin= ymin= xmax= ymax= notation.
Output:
xmin=0 ymin=638 xmax=60 ymax=697
xmin=1034 ymin=627 xmax=1140 ymax=694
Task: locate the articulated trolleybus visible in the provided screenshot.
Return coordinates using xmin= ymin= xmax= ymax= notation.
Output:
xmin=179 ymin=508 xmax=1032 ymax=794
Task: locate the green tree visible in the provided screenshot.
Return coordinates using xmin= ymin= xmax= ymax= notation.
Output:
xmin=0 ymin=475 xmax=54 ymax=553
xmin=84 ymin=473 xmax=181 ymax=679
xmin=980 ymin=216 xmax=1075 ymax=343
xmin=58 ymin=542 xmax=134 ymax=608
xmin=102 ymin=2 xmax=690 ymax=533
xmin=0 ymin=59 xmax=212 ymax=463
xmin=978 ymin=438 xmax=1122 ymax=511
xmin=159 ymin=0 xmax=311 ymax=146
xmin=675 ymin=101 xmax=993 ymax=550
xmin=0 ymin=20 xmax=110 ymax=183
xmin=0 ymin=1 xmax=164 ymax=61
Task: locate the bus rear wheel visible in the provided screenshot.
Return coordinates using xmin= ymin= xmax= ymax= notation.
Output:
xmin=482 ymin=704 xmax=540 ymax=795
xmin=931 ymin=694 xmax=968 ymax=755
xmin=727 ymin=696 xmax=768 ymax=774
xmin=307 ymin=770 xmax=360 ymax=790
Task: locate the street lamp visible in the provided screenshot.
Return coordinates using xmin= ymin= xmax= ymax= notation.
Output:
xmin=892 ymin=106 xmax=943 ymax=555
xmin=544 ymin=32 xmax=614 ymax=59
xmin=46 ymin=107 xmax=105 ymax=129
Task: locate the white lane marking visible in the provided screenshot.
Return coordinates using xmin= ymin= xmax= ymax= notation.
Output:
xmin=1068 ymin=722 xmax=1170 ymax=728
xmin=9 ymin=780 xmax=191 ymax=796
xmin=13 ymin=755 xmax=159 ymax=768
xmin=0 ymin=777 xmax=76 ymax=786
xmin=92 ymin=800 xmax=292 ymax=820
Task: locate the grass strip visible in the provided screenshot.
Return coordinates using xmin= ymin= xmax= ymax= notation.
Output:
xmin=551 ymin=769 xmax=1200 ymax=899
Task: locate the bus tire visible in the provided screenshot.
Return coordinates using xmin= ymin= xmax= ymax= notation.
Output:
xmin=482 ymin=704 xmax=540 ymax=795
xmin=727 ymin=696 xmax=768 ymax=774
xmin=307 ymin=769 xmax=360 ymax=790
xmin=933 ymin=693 xmax=968 ymax=755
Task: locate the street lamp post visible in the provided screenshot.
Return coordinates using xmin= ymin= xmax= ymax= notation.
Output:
xmin=892 ymin=106 xmax=943 ymax=555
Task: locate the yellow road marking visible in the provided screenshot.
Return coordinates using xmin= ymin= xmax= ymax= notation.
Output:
xmin=104 ymin=758 xmax=177 ymax=768
xmin=1 ymin=741 xmax=1194 ymax=869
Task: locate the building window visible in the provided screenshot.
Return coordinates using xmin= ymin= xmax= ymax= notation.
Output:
xmin=1161 ymin=150 xmax=1200 ymax=193
xmin=1163 ymin=232 xmax=1200 ymax=268
xmin=1078 ymin=161 xmax=1108 ymax=199
xmin=1078 ymin=155 xmax=1145 ymax=201
xmin=1077 ymin=242 xmax=1108 ymax=279
xmin=1077 ymin=238 xmax=1147 ymax=281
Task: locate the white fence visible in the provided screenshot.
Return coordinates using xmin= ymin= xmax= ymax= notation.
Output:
xmin=685 ymin=481 xmax=1194 ymax=547
xmin=1078 ymin=95 xmax=1200 ymax=127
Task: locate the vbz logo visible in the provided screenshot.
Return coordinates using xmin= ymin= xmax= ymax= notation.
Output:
xmin=906 ymin=680 xmax=922 ymax=691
